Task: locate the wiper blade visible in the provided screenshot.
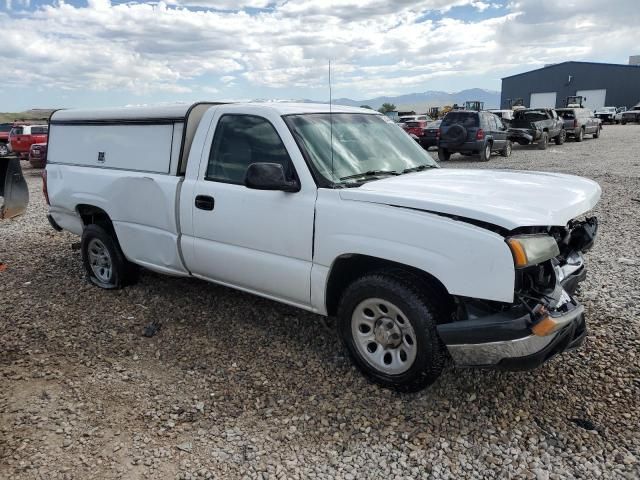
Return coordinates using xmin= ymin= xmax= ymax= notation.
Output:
xmin=402 ymin=164 xmax=437 ymax=174
xmin=340 ymin=170 xmax=399 ymax=181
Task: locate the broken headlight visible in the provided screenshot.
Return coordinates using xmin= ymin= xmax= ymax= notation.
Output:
xmin=507 ymin=234 xmax=560 ymax=268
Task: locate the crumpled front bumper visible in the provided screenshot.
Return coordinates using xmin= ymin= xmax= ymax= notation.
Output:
xmin=438 ymin=254 xmax=588 ymax=369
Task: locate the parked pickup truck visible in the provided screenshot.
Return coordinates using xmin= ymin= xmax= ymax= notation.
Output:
xmin=46 ymin=103 xmax=600 ymax=392
xmin=620 ymin=104 xmax=640 ymax=124
xmin=594 ymin=106 xmax=617 ymax=124
xmin=508 ymin=108 xmax=565 ymax=149
xmin=10 ymin=124 xmax=48 ymax=159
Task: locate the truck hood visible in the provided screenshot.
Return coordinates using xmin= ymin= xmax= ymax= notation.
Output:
xmin=339 ymin=169 xmax=601 ymax=230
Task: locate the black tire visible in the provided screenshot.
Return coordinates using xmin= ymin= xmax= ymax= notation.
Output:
xmin=337 ymin=271 xmax=447 ymax=392
xmin=554 ymin=129 xmax=566 ymax=145
xmin=478 ymin=142 xmax=491 ymax=161
xmin=537 ymin=132 xmax=548 ymax=150
xmin=575 ymin=128 xmax=584 ymax=142
xmin=438 ymin=148 xmax=451 ymax=162
xmin=593 ymin=126 xmax=601 ymax=139
xmin=0 ymin=143 xmax=8 ymax=157
xmin=620 ymin=120 xmax=627 ymax=125
xmin=500 ymin=140 xmax=512 ymax=157
xmin=81 ymin=224 xmax=138 ymax=289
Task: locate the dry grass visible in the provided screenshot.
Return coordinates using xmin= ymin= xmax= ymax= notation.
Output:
xmin=0 ymin=109 xmax=54 ymax=124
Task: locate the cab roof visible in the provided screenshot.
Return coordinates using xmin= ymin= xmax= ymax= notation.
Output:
xmin=50 ymin=102 xmax=376 ymax=123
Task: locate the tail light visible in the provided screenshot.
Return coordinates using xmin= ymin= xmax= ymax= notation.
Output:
xmin=436 ymin=128 xmax=441 ymax=137
xmin=573 ymin=119 xmax=577 ymax=128
xmin=476 ymin=128 xmax=485 ymax=140
xmin=42 ymin=169 xmax=50 ymax=205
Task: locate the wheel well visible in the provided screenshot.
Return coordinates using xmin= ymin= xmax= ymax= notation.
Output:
xmin=325 ymin=254 xmax=453 ymax=317
xmin=76 ymin=204 xmax=113 ymax=230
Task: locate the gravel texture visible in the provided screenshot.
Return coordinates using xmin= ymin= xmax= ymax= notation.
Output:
xmin=1 ymin=124 xmax=639 ymax=479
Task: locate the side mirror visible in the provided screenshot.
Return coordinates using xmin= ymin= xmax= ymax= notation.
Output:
xmin=244 ymin=162 xmax=300 ymax=193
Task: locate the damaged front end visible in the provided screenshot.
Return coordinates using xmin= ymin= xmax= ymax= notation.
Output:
xmin=438 ymin=217 xmax=598 ymax=369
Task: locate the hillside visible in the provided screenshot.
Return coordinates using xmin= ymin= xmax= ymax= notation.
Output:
xmin=0 ymin=109 xmax=54 ymax=123
xmin=330 ymin=88 xmax=500 ymax=112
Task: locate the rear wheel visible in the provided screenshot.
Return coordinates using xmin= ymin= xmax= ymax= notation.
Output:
xmin=500 ymin=140 xmax=512 ymax=157
xmin=337 ymin=272 xmax=447 ymax=392
xmin=554 ymin=129 xmax=566 ymax=145
xmin=620 ymin=120 xmax=627 ymax=125
xmin=478 ymin=142 xmax=491 ymax=161
xmin=438 ymin=148 xmax=451 ymax=162
xmin=593 ymin=126 xmax=601 ymax=138
xmin=575 ymin=128 xmax=584 ymax=142
xmin=0 ymin=143 xmax=8 ymax=157
xmin=537 ymin=132 xmax=548 ymax=150
xmin=81 ymin=224 xmax=138 ymax=289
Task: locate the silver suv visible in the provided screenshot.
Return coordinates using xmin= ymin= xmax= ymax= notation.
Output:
xmin=556 ymin=108 xmax=602 ymax=142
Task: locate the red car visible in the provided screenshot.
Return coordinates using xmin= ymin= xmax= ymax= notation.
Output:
xmin=404 ymin=120 xmax=429 ymax=138
xmin=29 ymin=142 xmax=48 ymax=168
xmin=9 ymin=124 xmax=48 ymax=158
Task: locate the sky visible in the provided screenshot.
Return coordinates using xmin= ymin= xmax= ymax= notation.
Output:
xmin=1 ymin=0 xmax=639 ymax=111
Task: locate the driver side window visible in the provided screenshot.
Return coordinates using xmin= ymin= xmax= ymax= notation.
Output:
xmin=206 ymin=115 xmax=295 ymax=185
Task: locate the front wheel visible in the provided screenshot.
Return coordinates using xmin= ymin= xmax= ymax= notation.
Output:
xmin=438 ymin=148 xmax=451 ymax=161
xmin=500 ymin=140 xmax=512 ymax=157
xmin=81 ymin=224 xmax=138 ymax=289
xmin=575 ymin=128 xmax=584 ymax=142
xmin=537 ymin=132 xmax=548 ymax=150
xmin=337 ymin=272 xmax=447 ymax=392
xmin=0 ymin=143 xmax=8 ymax=157
xmin=593 ymin=126 xmax=601 ymax=138
xmin=554 ymin=129 xmax=566 ymax=145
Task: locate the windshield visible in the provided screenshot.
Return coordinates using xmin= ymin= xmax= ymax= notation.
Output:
xmin=515 ymin=110 xmax=547 ymax=121
xmin=442 ymin=112 xmax=479 ymax=127
xmin=284 ymin=113 xmax=438 ymax=185
xmin=556 ymin=110 xmax=574 ymax=119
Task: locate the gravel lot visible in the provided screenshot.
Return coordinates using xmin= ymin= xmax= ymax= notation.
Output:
xmin=1 ymin=124 xmax=639 ymax=479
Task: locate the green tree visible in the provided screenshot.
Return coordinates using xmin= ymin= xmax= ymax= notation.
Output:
xmin=378 ymin=103 xmax=396 ymax=113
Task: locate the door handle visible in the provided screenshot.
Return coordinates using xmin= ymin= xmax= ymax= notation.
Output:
xmin=195 ymin=195 xmax=215 ymax=211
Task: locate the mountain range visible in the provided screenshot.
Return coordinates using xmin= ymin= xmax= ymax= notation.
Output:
xmin=329 ymin=88 xmax=500 ymax=112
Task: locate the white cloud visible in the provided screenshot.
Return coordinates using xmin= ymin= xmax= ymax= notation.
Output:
xmin=3 ymin=0 xmax=30 ymax=10
xmin=471 ymin=1 xmax=490 ymax=12
xmin=0 ymin=0 xmax=638 ymax=103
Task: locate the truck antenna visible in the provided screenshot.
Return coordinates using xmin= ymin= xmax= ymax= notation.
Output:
xmin=329 ymin=59 xmax=335 ymax=185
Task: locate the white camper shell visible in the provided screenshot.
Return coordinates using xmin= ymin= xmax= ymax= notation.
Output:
xmin=49 ymin=103 xmax=220 ymax=175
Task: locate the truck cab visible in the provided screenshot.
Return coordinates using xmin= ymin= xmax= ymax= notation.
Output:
xmin=45 ymin=102 xmax=600 ymax=392
xmin=9 ymin=124 xmax=49 ymax=158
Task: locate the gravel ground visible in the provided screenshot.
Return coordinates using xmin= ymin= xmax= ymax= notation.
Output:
xmin=1 ymin=124 xmax=639 ymax=479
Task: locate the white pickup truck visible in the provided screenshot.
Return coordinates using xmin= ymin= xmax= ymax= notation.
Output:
xmin=45 ymin=102 xmax=601 ymax=391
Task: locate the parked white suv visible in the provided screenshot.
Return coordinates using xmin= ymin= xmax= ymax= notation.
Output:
xmin=45 ymin=102 xmax=600 ymax=391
